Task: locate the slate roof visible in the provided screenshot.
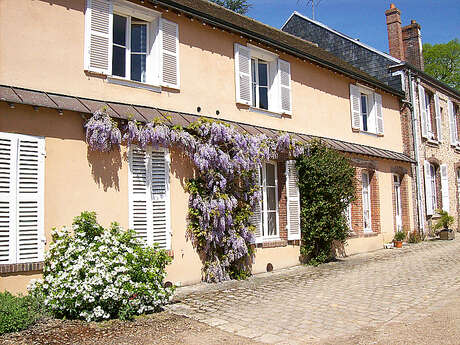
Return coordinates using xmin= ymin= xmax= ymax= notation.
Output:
xmin=148 ymin=0 xmax=404 ymax=97
xmin=0 ymin=84 xmax=414 ymax=163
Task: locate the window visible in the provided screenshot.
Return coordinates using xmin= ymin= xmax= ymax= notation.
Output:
xmin=349 ymin=84 xmax=383 ymax=135
xmin=448 ymin=100 xmax=459 ymax=146
xmin=85 ymin=0 xmax=180 ymax=89
xmin=251 ymin=59 xmax=269 ymax=110
xmin=418 ymin=85 xmax=442 ymax=141
xmin=360 ymin=93 xmax=369 ymax=132
xmin=234 ymin=44 xmax=292 ymax=115
xmin=128 ymin=146 xmax=171 ymax=249
xmin=0 ymin=132 xmax=45 ymax=264
xmin=362 ymin=172 xmax=372 ymax=232
xmin=261 ymin=162 xmax=279 ymax=238
xmin=393 ymin=175 xmax=403 ymax=232
xmin=424 ymin=161 xmax=438 ymax=216
xmin=457 ymin=169 xmax=460 ymax=208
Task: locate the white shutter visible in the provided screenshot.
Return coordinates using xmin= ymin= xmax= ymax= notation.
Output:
xmin=419 ymin=85 xmax=428 ymax=139
xmin=424 ymin=161 xmax=433 ymax=216
xmin=160 ymin=19 xmax=180 ymax=89
xmin=84 ymin=0 xmax=112 ymax=74
xmin=350 ymin=84 xmax=361 ymax=130
xmin=374 ymin=93 xmax=384 ymax=135
xmin=286 ymin=160 xmax=301 ymax=240
xmin=440 ymin=164 xmax=450 ymax=213
xmin=129 ymin=147 xmax=150 ymax=244
xmin=434 ymin=93 xmax=442 ymax=142
xmin=16 ymin=138 xmax=45 ymax=263
xmin=278 ymin=59 xmax=292 ymax=115
xmin=0 ymin=135 xmax=16 ymax=263
xmin=150 ymin=150 xmax=171 ymax=250
xmin=234 ymin=43 xmax=252 ymax=105
xmin=448 ymin=100 xmax=458 ymax=146
xmin=129 ymin=147 xmax=171 ymax=249
xmin=249 ymin=167 xmax=262 ymax=243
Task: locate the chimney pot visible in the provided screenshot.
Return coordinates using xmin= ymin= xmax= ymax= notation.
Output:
xmin=385 ymin=4 xmax=405 ymax=60
xmin=390 ymin=3 xmax=396 ymax=9
xmin=411 ymin=19 xmax=417 ymax=24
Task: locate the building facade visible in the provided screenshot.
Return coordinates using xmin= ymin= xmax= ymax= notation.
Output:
xmin=283 ymin=4 xmax=460 ymax=235
xmin=1 ymin=0 xmax=414 ymax=293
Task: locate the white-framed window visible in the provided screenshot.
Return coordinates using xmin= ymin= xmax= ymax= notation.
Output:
xmin=448 ymin=100 xmax=459 ymax=147
xmin=423 ymin=161 xmax=438 ymax=216
xmin=251 ymin=58 xmax=269 ymax=110
xmin=418 ymin=85 xmax=443 ymax=142
xmin=393 ymin=174 xmax=402 ymax=232
xmin=234 ymin=44 xmax=292 ymax=115
xmin=362 ymin=171 xmax=372 ymax=232
xmin=457 ymin=169 xmax=460 ymax=208
xmin=349 ymin=84 xmax=383 ymax=135
xmin=128 ymin=146 xmax=171 ymax=249
xmin=84 ymin=0 xmax=180 ymax=90
xmin=0 ymin=132 xmax=45 ymax=264
xmin=261 ymin=162 xmax=279 ymax=238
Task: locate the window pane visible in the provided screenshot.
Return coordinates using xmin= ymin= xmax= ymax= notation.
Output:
xmin=361 ymin=94 xmax=367 ymax=114
xmin=112 ymin=45 xmax=126 ymax=77
xmin=258 ymin=62 xmax=268 ymax=86
xmin=251 ymin=59 xmax=257 ymax=107
xmin=259 ymin=87 xmax=268 ymax=110
xmin=131 ymin=23 xmax=147 ymax=53
xmin=362 ymin=114 xmax=368 ymax=132
xmin=267 ymin=212 xmax=276 ymax=236
xmin=113 ymin=15 xmax=127 ymax=46
xmin=266 ymin=163 xmax=275 ymax=186
xmin=131 ymin=54 xmax=146 ymax=82
xmin=267 ymin=187 xmax=276 ymax=211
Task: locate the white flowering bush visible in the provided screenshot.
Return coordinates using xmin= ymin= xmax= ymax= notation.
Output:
xmin=29 ymin=212 xmax=174 ymax=321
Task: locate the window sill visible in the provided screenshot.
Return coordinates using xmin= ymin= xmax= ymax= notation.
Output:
xmin=426 ymin=139 xmax=440 ymax=147
xmin=106 ymin=76 xmax=161 ymax=93
xmin=254 ymin=239 xmax=288 ymax=248
xmin=358 ymin=130 xmax=382 ymax=137
xmin=249 ymin=106 xmax=283 ymax=118
xmin=0 ymin=262 xmax=44 ymax=274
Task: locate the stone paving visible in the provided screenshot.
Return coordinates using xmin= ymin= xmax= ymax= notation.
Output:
xmin=167 ymin=239 xmax=460 ymax=344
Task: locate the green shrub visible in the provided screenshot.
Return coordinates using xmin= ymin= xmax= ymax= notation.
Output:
xmin=433 ymin=210 xmax=454 ymax=231
xmin=0 ymin=292 xmax=44 ymax=335
xmin=29 ymin=211 xmax=174 ymax=322
xmin=394 ymin=230 xmax=406 ymax=242
xmin=296 ymin=140 xmax=356 ymax=265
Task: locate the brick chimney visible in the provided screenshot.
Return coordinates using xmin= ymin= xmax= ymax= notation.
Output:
xmin=385 ymin=4 xmax=424 ymax=70
xmin=385 ymin=4 xmax=405 ymax=61
xmin=402 ymin=20 xmax=424 ymax=70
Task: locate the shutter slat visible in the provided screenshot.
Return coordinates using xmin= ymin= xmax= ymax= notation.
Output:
xmin=448 ymin=100 xmax=458 ymax=146
xmin=278 ymin=59 xmax=292 ymax=114
xmin=249 ymin=167 xmax=263 ymax=243
xmin=350 ymin=84 xmax=361 ymax=130
xmin=17 ymin=137 xmax=44 ymax=263
xmin=85 ymin=0 xmax=112 ymax=74
xmin=160 ymin=19 xmax=180 ymax=89
xmin=374 ymin=93 xmax=384 ymax=135
xmin=234 ymin=44 xmax=252 ymax=105
xmin=419 ymin=85 xmax=428 ymax=139
xmin=424 ymin=161 xmax=434 ymax=216
xmin=434 ymin=94 xmax=442 ymax=142
xmin=286 ymin=160 xmax=301 ymax=240
xmin=441 ymin=164 xmax=450 ymax=213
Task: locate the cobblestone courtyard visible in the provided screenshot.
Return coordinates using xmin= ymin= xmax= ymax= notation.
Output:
xmin=168 ymin=239 xmax=460 ymax=344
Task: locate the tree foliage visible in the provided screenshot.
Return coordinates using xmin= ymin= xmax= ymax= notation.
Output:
xmin=423 ymin=39 xmax=460 ymax=91
xmin=209 ymin=0 xmax=251 ymax=15
xmin=296 ymin=140 xmax=356 ymax=265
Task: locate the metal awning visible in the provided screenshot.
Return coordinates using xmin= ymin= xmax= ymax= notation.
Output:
xmin=0 ymin=84 xmax=415 ymax=163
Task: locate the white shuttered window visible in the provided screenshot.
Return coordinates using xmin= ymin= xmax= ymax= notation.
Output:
xmin=128 ymin=147 xmax=171 ymax=249
xmin=440 ymin=164 xmax=450 ymax=213
xmin=448 ymin=100 xmax=459 ymax=146
xmin=85 ymin=0 xmax=180 ymax=89
xmin=0 ymin=132 xmax=45 ymax=264
xmin=349 ymin=84 xmax=384 ymax=135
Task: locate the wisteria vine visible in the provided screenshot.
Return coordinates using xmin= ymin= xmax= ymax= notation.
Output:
xmin=85 ymin=108 xmax=304 ymax=282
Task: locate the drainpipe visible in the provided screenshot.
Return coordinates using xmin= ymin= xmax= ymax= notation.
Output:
xmin=408 ymin=70 xmax=425 ymax=234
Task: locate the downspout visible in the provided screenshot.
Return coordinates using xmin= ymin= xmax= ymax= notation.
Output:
xmin=408 ymin=70 xmax=425 ymax=234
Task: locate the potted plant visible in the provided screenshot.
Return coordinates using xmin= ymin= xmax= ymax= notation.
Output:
xmin=433 ymin=210 xmax=455 ymax=240
xmin=393 ymin=230 xmax=406 ymax=248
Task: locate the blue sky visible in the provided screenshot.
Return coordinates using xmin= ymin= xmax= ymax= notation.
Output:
xmin=247 ymin=0 xmax=460 ymax=53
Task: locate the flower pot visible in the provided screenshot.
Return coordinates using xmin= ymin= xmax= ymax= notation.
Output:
xmin=439 ymin=229 xmax=455 ymax=240
xmin=394 ymin=240 xmax=403 ymax=248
